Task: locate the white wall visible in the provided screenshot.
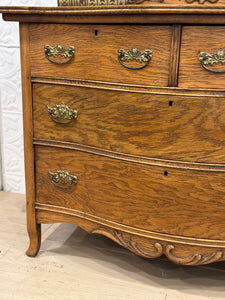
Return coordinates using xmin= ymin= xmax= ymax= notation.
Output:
xmin=0 ymin=0 xmax=57 ymax=193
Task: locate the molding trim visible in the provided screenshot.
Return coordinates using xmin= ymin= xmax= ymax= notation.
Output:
xmin=2 ymin=7 xmax=225 ymax=15
xmin=33 ymin=138 xmax=225 ymax=172
xmin=35 ymin=202 xmax=225 ymax=247
xmin=31 ymin=76 xmax=225 ymax=98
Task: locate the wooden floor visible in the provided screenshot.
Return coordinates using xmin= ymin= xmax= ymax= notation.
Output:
xmin=1 ymin=192 xmax=225 ymax=300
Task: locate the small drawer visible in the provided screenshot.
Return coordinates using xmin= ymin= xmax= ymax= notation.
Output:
xmin=179 ymin=26 xmax=225 ymax=89
xmin=29 ymin=24 xmax=172 ymax=87
xmin=33 ymin=83 xmax=225 ymax=163
xmin=35 ymin=145 xmax=225 ymax=240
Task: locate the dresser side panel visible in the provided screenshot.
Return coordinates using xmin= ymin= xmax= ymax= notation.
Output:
xmin=19 ymin=23 xmax=41 ymax=256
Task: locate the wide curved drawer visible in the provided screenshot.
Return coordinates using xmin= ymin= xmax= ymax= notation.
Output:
xmin=29 ymin=24 xmax=172 ymax=86
xmin=34 ymin=83 xmax=225 ymax=163
xmin=35 ymin=146 xmax=225 ymax=240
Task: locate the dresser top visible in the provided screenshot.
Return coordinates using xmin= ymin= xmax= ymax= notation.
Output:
xmin=1 ymin=5 xmax=225 ymax=24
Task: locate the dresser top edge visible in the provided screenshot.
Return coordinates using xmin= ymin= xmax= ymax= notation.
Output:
xmin=2 ymin=6 xmax=225 ymax=24
xmin=1 ymin=5 xmax=225 ymax=15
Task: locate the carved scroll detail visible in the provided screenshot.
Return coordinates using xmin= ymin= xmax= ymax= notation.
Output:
xmin=165 ymin=245 xmax=224 ymax=265
xmin=92 ymin=228 xmax=163 ymax=258
xmin=185 ymin=0 xmax=219 ymax=4
xmin=92 ymin=229 xmax=225 ymax=265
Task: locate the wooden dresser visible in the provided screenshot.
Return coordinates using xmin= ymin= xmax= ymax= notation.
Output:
xmin=1 ymin=2 xmax=225 ymax=266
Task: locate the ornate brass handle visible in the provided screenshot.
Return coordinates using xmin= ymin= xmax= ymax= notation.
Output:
xmin=44 ymin=43 xmax=75 ymax=64
xmin=47 ymin=103 xmax=78 ymax=124
xmin=118 ymin=47 xmax=153 ymax=70
xmin=199 ymin=49 xmax=225 ymax=73
xmin=49 ymin=168 xmax=78 ymax=189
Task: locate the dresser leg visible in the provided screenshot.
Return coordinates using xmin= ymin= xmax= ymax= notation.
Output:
xmin=26 ymin=224 xmax=41 ymax=257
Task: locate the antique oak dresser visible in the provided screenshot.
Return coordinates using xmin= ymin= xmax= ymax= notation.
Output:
xmin=1 ymin=1 xmax=225 ymax=266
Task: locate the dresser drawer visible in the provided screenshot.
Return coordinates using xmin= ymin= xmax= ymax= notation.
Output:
xmin=29 ymin=24 xmax=172 ymax=87
xmin=35 ymin=146 xmax=225 ymax=240
xmin=179 ymin=26 xmax=225 ymax=89
xmin=33 ymin=83 xmax=225 ymax=163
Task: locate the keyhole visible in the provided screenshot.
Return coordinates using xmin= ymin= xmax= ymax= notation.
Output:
xmin=164 ymin=171 xmax=168 ymax=177
xmin=95 ymin=30 xmax=98 ymax=36
xmin=169 ymin=101 xmax=173 ymax=107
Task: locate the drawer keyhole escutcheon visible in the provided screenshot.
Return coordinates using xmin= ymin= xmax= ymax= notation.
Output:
xmin=169 ymin=101 xmax=173 ymax=107
xmin=49 ymin=168 xmax=78 ymax=189
xmin=95 ymin=30 xmax=98 ymax=36
xmin=47 ymin=103 xmax=78 ymax=124
xmin=118 ymin=47 xmax=153 ymax=70
xmin=199 ymin=49 xmax=225 ymax=73
xmin=44 ymin=43 xmax=75 ymax=64
xmin=164 ymin=171 xmax=168 ymax=177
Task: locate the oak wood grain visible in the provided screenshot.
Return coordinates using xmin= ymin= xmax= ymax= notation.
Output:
xmin=36 ymin=202 xmax=225 ymax=247
xmin=179 ymin=26 xmax=225 ymax=89
xmin=36 ymin=210 xmax=225 ymax=265
xmin=3 ymin=3 xmax=225 ymax=265
xmin=29 ymin=24 xmax=171 ymax=86
xmin=33 ymin=138 xmax=225 ymax=172
xmin=33 ymin=83 xmax=225 ymax=163
xmin=19 ymin=23 xmax=41 ymax=257
xmin=2 ymin=5 xmax=225 ymax=14
xmin=4 ymin=13 xmax=225 ymax=25
xmin=32 ymin=76 xmax=225 ymax=97
xmin=169 ymin=24 xmax=182 ymax=87
xmin=35 ymin=145 xmax=225 ymax=240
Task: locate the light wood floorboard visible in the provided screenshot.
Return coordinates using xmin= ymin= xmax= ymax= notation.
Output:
xmin=1 ymin=191 xmax=225 ymax=300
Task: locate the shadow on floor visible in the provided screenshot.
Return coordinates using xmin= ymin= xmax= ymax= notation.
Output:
xmin=40 ymin=223 xmax=225 ymax=296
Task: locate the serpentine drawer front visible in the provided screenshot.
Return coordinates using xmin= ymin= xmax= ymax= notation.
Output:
xmin=2 ymin=4 xmax=225 ymax=266
xmin=33 ymin=83 xmax=225 ymax=163
xmin=35 ymin=145 xmax=225 ymax=240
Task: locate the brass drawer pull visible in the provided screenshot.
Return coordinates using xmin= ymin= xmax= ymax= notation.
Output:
xmin=47 ymin=103 xmax=78 ymax=124
xmin=199 ymin=49 xmax=225 ymax=73
xmin=118 ymin=47 xmax=153 ymax=70
xmin=44 ymin=43 xmax=75 ymax=64
xmin=49 ymin=168 xmax=78 ymax=189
